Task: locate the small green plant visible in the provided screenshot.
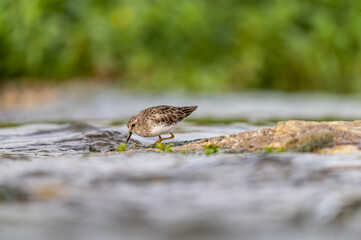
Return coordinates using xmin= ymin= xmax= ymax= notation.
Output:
xmin=154 ymin=143 xmax=173 ymax=152
xmin=275 ymin=147 xmax=284 ymax=153
xmin=264 ymin=146 xmax=273 ymax=153
xmin=116 ymin=144 xmax=128 ymax=152
xmin=263 ymin=146 xmax=284 ymax=153
xmin=203 ymin=144 xmax=219 ymax=155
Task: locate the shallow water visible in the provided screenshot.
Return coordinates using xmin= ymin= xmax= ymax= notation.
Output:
xmin=0 ymin=121 xmax=251 ymax=155
xmin=1 ymin=90 xmax=361 ymax=240
xmin=2 ymin=89 xmax=361 ymax=123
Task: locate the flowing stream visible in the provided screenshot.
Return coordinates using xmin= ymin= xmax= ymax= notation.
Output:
xmin=1 ymin=89 xmax=361 ymax=240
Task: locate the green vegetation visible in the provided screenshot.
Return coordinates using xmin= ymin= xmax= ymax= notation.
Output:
xmin=1 ymin=0 xmax=361 ymax=93
xmin=116 ymin=143 xmax=127 ymax=151
xmin=264 ymin=146 xmax=284 ymax=153
xmin=154 ymin=142 xmax=173 ymax=152
xmin=203 ymin=144 xmax=219 ymax=155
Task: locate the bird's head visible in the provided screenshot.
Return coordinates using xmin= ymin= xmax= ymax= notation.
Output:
xmin=126 ymin=115 xmax=138 ymax=143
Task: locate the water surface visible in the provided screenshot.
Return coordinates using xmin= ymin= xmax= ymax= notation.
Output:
xmin=1 ymin=90 xmax=361 ymax=240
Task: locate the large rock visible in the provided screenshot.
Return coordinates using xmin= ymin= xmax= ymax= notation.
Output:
xmin=174 ymin=120 xmax=361 ymax=153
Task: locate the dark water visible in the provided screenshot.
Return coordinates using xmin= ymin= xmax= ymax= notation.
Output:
xmin=1 ymin=90 xmax=361 ymax=240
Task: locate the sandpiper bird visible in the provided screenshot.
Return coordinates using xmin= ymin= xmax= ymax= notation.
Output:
xmin=126 ymin=105 xmax=198 ymax=145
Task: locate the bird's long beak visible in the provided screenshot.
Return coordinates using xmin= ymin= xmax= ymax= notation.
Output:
xmin=126 ymin=132 xmax=132 ymax=144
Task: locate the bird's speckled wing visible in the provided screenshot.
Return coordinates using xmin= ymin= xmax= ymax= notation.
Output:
xmin=140 ymin=105 xmax=197 ymax=126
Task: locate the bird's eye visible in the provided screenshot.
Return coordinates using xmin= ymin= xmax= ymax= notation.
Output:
xmin=131 ymin=123 xmax=135 ymax=127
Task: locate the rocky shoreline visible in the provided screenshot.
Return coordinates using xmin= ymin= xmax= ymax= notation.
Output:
xmin=133 ymin=120 xmax=361 ymax=154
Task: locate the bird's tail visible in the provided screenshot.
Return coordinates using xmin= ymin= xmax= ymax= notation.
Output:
xmin=180 ymin=106 xmax=198 ymax=117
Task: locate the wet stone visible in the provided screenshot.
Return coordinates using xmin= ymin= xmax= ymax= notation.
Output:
xmin=173 ymin=120 xmax=361 ymax=154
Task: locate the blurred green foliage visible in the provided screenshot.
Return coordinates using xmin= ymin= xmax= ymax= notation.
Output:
xmin=1 ymin=0 xmax=361 ymax=92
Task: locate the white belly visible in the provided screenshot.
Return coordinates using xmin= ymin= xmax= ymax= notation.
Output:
xmin=149 ymin=124 xmax=174 ymax=137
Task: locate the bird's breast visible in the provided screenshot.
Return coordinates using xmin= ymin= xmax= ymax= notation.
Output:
xmin=148 ymin=124 xmax=175 ymax=137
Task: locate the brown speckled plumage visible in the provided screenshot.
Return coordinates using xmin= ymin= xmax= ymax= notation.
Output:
xmin=126 ymin=105 xmax=198 ymax=144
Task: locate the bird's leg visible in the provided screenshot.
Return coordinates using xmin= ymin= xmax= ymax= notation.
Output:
xmin=161 ymin=132 xmax=175 ymax=141
xmin=152 ymin=133 xmax=175 ymax=145
xmin=153 ymin=135 xmax=163 ymax=145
